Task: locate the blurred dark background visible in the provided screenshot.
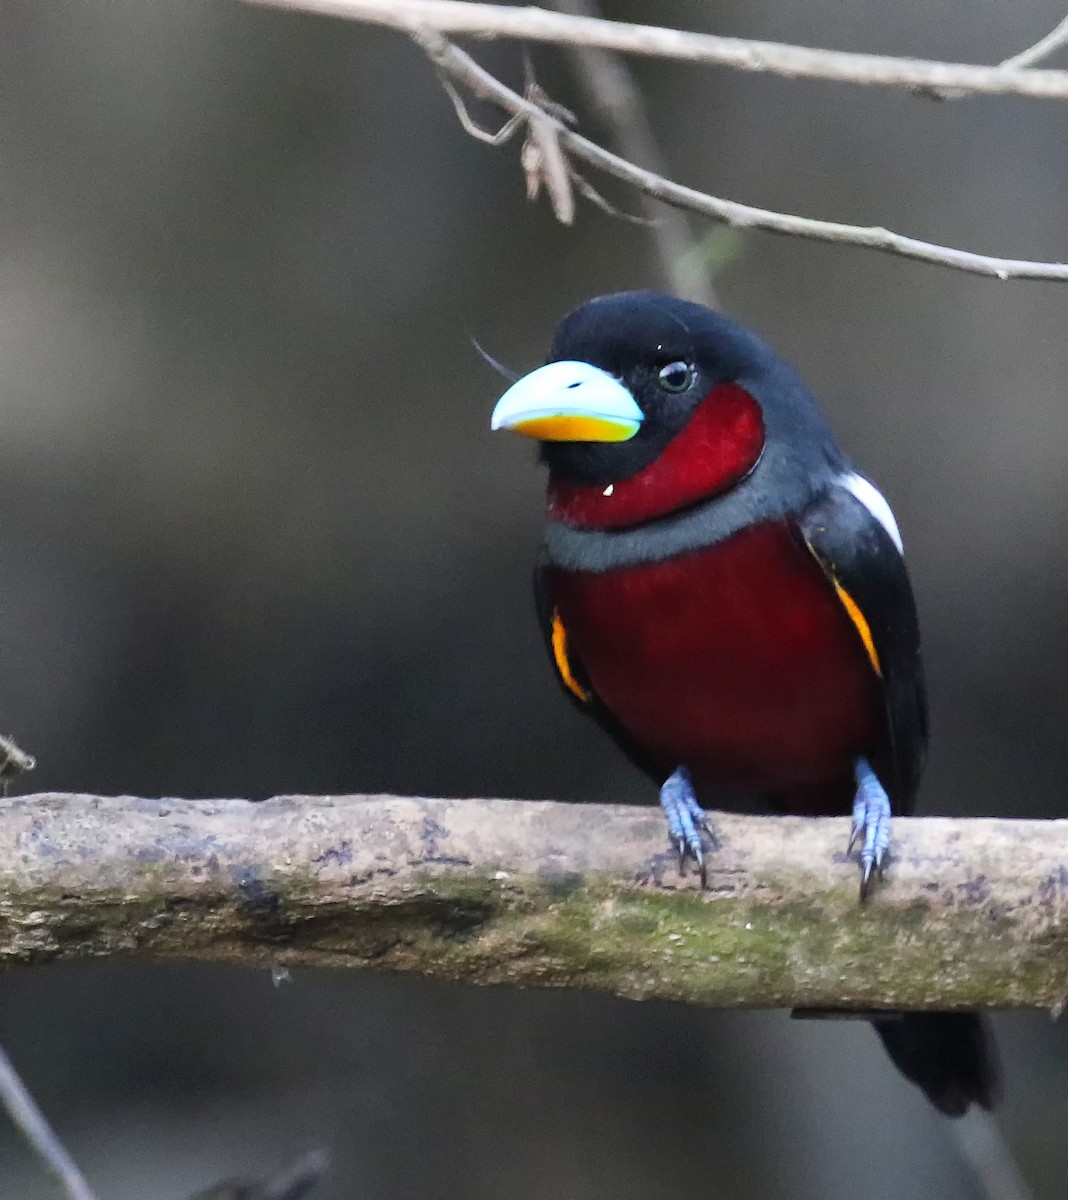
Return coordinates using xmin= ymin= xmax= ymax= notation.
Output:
xmin=0 ymin=0 xmax=1066 ymax=1196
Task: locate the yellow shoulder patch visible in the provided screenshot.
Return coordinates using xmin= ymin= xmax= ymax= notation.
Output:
xmin=832 ymin=580 xmax=882 ymax=677
xmin=551 ymin=609 xmax=591 ymax=702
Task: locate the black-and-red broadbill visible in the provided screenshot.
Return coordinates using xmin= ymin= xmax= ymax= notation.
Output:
xmin=490 ymin=290 xmax=999 ymax=1116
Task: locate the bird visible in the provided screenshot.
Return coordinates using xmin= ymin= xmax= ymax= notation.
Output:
xmin=489 ymin=289 xmax=999 ymax=1116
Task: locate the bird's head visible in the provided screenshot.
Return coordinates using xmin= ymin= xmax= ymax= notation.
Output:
xmin=491 ymin=291 xmax=834 ymax=531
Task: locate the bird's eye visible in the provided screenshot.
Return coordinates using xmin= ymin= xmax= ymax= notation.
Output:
xmin=657 ymin=361 xmax=694 ymax=393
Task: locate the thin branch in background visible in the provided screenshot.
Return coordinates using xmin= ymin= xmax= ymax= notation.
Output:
xmin=520 ymin=60 xmax=578 ymax=224
xmin=1001 ymin=13 xmax=1068 ymax=70
xmin=238 ymin=0 xmax=1068 ymax=281
xmin=255 ymin=1149 xmax=330 ymax=1200
xmin=548 ymin=0 xmax=719 ymax=306
xmin=0 ymin=1041 xmax=98 ymax=1200
xmin=951 ymin=1112 xmax=1036 ymax=1200
xmin=565 ymin=166 xmax=653 ymax=225
xmin=411 ymin=28 xmax=1068 ymax=281
xmin=241 ymin=0 xmax=1068 ymax=100
xmin=0 ymin=1036 xmax=328 ymax=1200
xmin=438 ymin=73 xmax=523 ymax=144
xmin=190 ymin=1149 xmax=330 ymax=1200
xmin=440 ymin=48 xmax=651 ymax=227
xmin=922 ymin=12 xmax=1068 ymax=99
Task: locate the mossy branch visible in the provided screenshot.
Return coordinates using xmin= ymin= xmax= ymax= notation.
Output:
xmin=1 ymin=793 xmax=1067 ymax=1012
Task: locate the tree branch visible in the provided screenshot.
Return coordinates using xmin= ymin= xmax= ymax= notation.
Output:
xmin=2 ymin=792 xmax=1067 ymax=1012
xmin=547 ymin=0 xmax=719 ymax=307
xmin=240 ymin=0 xmax=1068 ymax=100
xmin=413 ymin=29 xmax=1068 ymax=281
xmin=232 ymin=4 xmax=1068 ymax=280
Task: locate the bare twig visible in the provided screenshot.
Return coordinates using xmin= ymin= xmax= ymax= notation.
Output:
xmin=438 ymin=73 xmax=522 ymax=144
xmin=0 ymin=1041 xmax=98 ymax=1200
xmin=256 ymin=1150 xmax=329 ymax=1200
xmin=235 ymin=1 xmax=1068 ymax=280
xmin=951 ymin=1112 xmax=1036 ymax=1200
xmin=240 ymin=0 xmax=1068 ymax=100
xmin=413 ymin=29 xmax=1068 ymax=281
xmin=2 ymin=792 xmax=1068 ymax=1011
xmin=564 ymin=166 xmax=653 ymax=225
xmin=0 ymin=1034 xmax=326 ymax=1200
xmin=1002 ymin=14 xmax=1068 ymax=70
xmin=519 ymin=65 xmax=577 ymax=224
xmin=921 ymin=13 xmax=1068 ymax=100
xmin=548 ymin=0 xmax=718 ymax=305
xmin=438 ymin=48 xmax=650 ymax=226
xmin=190 ymin=1148 xmax=330 ymax=1200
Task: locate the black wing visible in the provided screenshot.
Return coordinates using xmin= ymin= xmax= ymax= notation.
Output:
xmin=533 ymin=548 xmax=669 ymax=784
xmin=797 ymin=481 xmax=928 ymax=815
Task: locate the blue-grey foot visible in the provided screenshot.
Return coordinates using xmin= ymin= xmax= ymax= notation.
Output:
xmin=659 ymin=766 xmax=715 ymax=887
xmin=849 ymin=757 xmax=891 ymax=900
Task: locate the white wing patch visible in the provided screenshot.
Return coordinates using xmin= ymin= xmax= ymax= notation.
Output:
xmin=840 ymin=472 xmax=904 ymax=554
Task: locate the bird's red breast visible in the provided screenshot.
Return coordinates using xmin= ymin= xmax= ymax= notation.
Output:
xmin=549 ymin=519 xmax=883 ymax=813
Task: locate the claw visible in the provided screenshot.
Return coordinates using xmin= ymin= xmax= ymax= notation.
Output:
xmin=850 ymin=757 xmax=891 ymax=901
xmin=660 ymin=765 xmax=713 ymax=887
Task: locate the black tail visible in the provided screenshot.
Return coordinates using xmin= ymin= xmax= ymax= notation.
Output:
xmin=871 ymin=1012 xmax=1001 ymax=1117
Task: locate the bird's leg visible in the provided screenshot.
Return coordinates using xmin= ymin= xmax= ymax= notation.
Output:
xmin=659 ymin=765 xmax=714 ymax=887
xmin=849 ymin=757 xmax=891 ymax=899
